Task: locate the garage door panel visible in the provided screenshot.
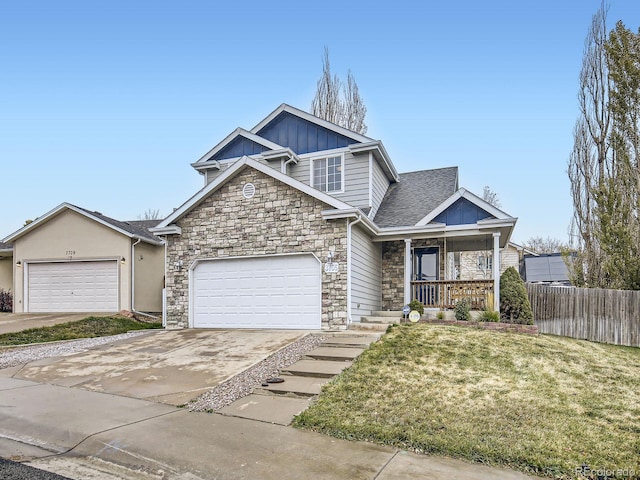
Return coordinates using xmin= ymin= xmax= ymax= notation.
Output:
xmin=193 ymin=255 xmax=321 ymax=329
xmin=28 ymin=261 xmax=118 ymax=313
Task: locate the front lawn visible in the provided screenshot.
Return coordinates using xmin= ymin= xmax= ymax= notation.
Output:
xmin=0 ymin=316 xmax=161 ymax=346
xmin=293 ymin=324 xmax=640 ymax=479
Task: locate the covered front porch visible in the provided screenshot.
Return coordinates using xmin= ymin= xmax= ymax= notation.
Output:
xmin=381 ymin=229 xmax=511 ymax=313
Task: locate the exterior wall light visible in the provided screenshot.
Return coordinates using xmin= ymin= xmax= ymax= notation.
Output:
xmin=16 ymin=261 xmax=22 ymax=267
xmin=120 ymin=257 xmax=126 ymax=264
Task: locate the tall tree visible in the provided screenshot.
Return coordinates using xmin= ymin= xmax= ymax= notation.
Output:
xmin=138 ymin=208 xmax=161 ymax=220
xmin=568 ymin=2 xmax=610 ymax=287
xmin=568 ymin=2 xmax=640 ymax=289
xmin=311 ymin=47 xmax=368 ymax=134
xmin=522 ymin=236 xmax=567 ymax=254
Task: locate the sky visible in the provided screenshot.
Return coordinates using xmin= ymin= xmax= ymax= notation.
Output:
xmin=1 ymin=0 xmax=639 ymax=245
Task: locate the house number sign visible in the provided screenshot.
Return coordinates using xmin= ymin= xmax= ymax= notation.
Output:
xmin=324 ymin=262 xmax=339 ymax=273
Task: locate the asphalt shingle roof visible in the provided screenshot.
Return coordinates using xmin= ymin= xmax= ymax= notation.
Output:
xmin=373 ymin=167 xmax=458 ymax=228
xmin=74 ymin=206 xmax=162 ymax=244
xmin=0 ymin=242 xmax=12 ymax=251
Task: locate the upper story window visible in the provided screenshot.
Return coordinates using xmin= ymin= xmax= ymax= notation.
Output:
xmin=312 ymin=155 xmax=343 ymax=193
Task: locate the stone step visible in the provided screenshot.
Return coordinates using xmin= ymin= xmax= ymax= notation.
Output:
xmin=360 ymin=316 xmax=401 ymax=324
xmin=348 ymin=322 xmax=390 ymax=332
xmin=321 ymin=335 xmax=380 ymax=348
xmin=305 ymin=346 xmax=364 ymax=362
xmin=256 ymin=375 xmax=330 ymax=398
xmin=281 ymin=359 xmax=352 ymax=378
xmin=372 ymin=310 xmax=403 ymax=317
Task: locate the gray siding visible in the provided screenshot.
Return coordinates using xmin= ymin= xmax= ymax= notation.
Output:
xmin=370 ymin=158 xmax=389 ymax=218
xmin=351 ymin=225 xmax=382 ymax=322
xmin=289 ymin=152 xmax=369 ymax=208
xmin=289 ymin=156 xmax=311 ymax=185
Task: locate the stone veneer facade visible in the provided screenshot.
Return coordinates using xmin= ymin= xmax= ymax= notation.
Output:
xmin=381 ymin=239 xmax=446 ymax=311
xmin=164 ymin=166 xmax=348 ymax=329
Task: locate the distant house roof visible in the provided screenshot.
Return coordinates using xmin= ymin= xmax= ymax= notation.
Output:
xmin=73 ymin=208 xmax=162 ymax=244
xmin=373 ymin=167 xmax=459 ymax=228
xmin=524 ymin=253 xmax=571 ymax=284
xmin=0 ymin=242 xmax=12 ymax=252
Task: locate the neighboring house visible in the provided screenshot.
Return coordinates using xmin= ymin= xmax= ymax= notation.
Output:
xmin=2 ymin=204 xmax=164 ymax=313
xmin=152 ymin=104 xmax=518 ymax=330
xmin=0 ymin=242 xmax=12 ymax=292
xmin=458 ymin=241 xmax=537 ymax=281
xmin=523 ymin=253 xmax=572 ymax=285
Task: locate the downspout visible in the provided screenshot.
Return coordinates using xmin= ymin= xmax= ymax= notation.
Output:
xmin=131 ymin=238 xmax=155 ymax=320
xmin=346 ymin=214 xmax=363 ymax=325
xmin=282 ymin=157 xmax=296 ymax=174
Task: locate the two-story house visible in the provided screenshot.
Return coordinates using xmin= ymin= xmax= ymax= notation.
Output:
xmin=152 ymin=104 xmax=517 ymax=330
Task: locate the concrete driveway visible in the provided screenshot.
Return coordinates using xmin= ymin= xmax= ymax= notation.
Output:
xmin=0 ymin=312 xmax=113 ymax=334
xmin=10 ymin=329 xmax=307 ymax=405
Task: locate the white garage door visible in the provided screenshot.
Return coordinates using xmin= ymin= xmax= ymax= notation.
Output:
xmin=27 ymin=261 xmax=118 ymax=312
xmin=192 ymin=255 xmax=321 ymax=329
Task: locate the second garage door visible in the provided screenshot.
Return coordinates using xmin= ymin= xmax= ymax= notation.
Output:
xmin=27 ymin=261 xmax=119 ymax=312
xmin=192 ymin=254 xmax=321 ymax=329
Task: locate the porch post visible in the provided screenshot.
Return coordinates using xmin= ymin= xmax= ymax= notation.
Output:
xmin=493 ymin=232 xmax=500 ymax=312
xmin=404 ymin=239 xmax=412 ymax=305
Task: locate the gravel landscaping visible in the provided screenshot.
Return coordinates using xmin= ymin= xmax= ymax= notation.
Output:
xmin=0 ymin=331 xmax=152 ymax=370
xmin=188 ymin=333 xmax=326 ymax=412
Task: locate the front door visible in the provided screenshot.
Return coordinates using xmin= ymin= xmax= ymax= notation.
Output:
xmin=414 ymin=247 xmax=439 ymax=305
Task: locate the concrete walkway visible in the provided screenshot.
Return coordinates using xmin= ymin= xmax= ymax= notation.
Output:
xmin=0 ymin=377 xmax=532 ymax=480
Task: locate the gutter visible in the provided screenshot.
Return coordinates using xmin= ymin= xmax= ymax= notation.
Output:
xmin=346 ymin=214 xmax=363 ymax=325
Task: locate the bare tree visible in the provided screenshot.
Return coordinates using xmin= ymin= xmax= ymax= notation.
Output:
xmin=523 ymin=236 xmax=567 ymax=254
xmin=311 ymin=47 xmax=368 ymax=134
xmin=138 ymin=208 xmax=161 ymax=220
xmin=482 ymin=186 xmax=501 ymax=208
xmin=568 ymin=2 xmax=610 ymax=287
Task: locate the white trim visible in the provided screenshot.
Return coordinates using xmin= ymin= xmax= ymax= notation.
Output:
xmin=310 ymin=153 xmax=345 ymax=194
xmin=368 ymin=152 xmax=373 ymax=212
xmin=156 ymin=156 xmax=353 ymax=231
xmin=415 ymin=188 xmax=514 ymax=227
xmin=149 ymin=226 xmax=182 ymax=235
xmin=2 ymin=203 xmax=163 ymax=245
xmin=192 ymin=128 xmax=284 ymax=165
xmin=348 ymin=141 xmax=399 ymax=182
xmin=493 ymin=232 xmax=501 ymax=312
xmin=188 ymin=252 xmax=321 ymax=329
xmin=346 ymin=216 xmax=363 ymax=325
xmin=250 ymin=103 xmax=374 ymax=144
xmin=404 ymin=239 xmax=412 ymax=305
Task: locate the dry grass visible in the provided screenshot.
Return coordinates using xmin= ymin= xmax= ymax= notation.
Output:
xmin=293 ymin=324 xmax=640 ymax=479
xmin=0 ymin=316 xmax=161 ymax=346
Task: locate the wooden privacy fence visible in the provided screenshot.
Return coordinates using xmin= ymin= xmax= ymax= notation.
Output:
xmin=527 ymin=283 xmax=640 ymax=347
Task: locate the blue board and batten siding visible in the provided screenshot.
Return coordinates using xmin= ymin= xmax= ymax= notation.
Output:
xmin=213 ymin=136 xmax=272 ymax=161
xmin=350 ymin=225 xmax=382 ymax=322
xmin=256 ymin=112 xmax=360 ymax=155
xmin=433 ymin=198 xmax=495 ymax=225
xmin=370 ymin=158 xmax=389 ymax=218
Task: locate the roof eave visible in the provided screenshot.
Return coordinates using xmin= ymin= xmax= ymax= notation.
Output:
xmin=348 ymin=141 xmax=399 ymax=182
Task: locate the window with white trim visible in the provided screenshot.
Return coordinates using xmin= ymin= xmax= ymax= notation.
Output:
xmin=477 ymin=253 xmax=493 ymax=271
xmin=312 ymin=155 xmax=343 ymax=192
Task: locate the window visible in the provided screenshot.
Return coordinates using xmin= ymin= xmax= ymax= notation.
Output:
xmin=478 ymin=254 xmax=493 ymax=271
xmin=312 ymin=155 xmax=343 ymax=192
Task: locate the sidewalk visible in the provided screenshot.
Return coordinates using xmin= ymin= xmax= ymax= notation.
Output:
xmin=0 ymin=377 xmax=532 ymax=480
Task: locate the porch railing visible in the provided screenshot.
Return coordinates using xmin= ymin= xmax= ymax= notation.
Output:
xmin=411 ymin=279 xmax=494 ymax=310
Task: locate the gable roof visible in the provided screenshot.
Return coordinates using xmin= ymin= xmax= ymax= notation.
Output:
xmin=373 ymin=167 xmax=459 ymax=228
xmin=415 ymin=187 xmax=512 ymax=226
xmin=251 ymin=104 xmax=373 ymax=145
xmin=154 ymin=156 xmax=354 ymax=232
xmin=193 ymin=128 xmax=284 ymax=166
xmin=2 ymin=203 xmax=163 ymax=245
